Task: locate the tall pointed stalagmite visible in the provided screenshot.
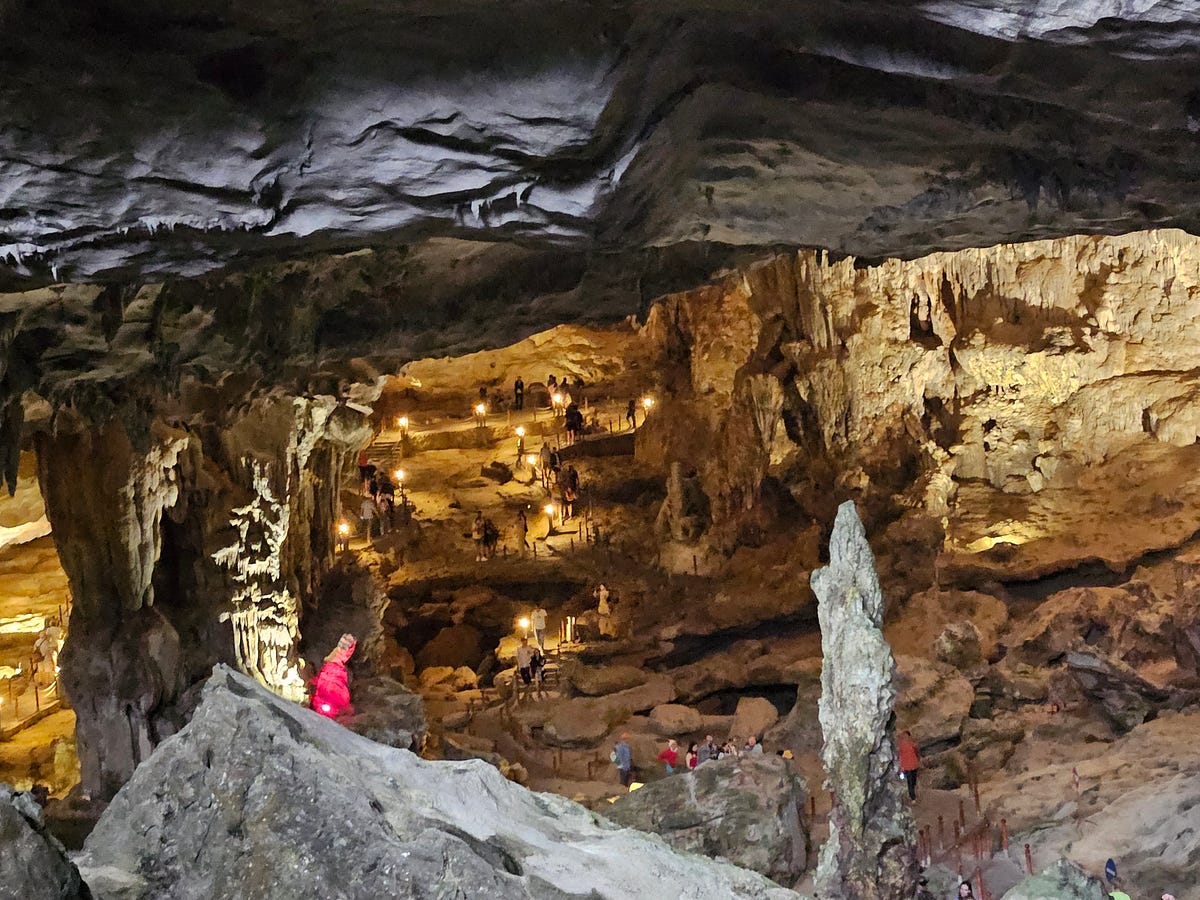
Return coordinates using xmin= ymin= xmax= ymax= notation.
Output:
xmin=812 ymin=500 xmax=917 ymax=900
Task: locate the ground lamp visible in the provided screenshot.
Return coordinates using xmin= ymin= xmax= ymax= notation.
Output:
xmin=518 ymin=616 xmax=530 ymax=638
xmin=337 ymin=520 xmax=350 ymax=552
xmin=552 ymin=393 xmax=563 ymax=414
xmin=396 ymin=415 xmax=409 ymax=437
xmin=394 ymin=469 xmax=407 ymax=506
xmin=474 ymin=402 xmax=487 ymax=425
xmin=544 ymin=502 xmax=556 ymax=536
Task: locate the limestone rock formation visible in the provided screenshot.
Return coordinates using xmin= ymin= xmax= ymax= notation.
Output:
xmin=730 ymin=696 xmax=781 ymax=744
xmin=606 ymin=755 xmax=809 ymax=887
xmin=1000 ymin=860 xmax=1107 ymax=900
xmin=812 ymin=501 xmax=917 ymax=900
xmin=76 ymin=666 xmax=801 ymax=900
xmin=0 ymin=783 xmax=89 ymax=900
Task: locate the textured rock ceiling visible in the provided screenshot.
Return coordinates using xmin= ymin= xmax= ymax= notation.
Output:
xmin=3 ymin=0 xmax=1200 ymax=285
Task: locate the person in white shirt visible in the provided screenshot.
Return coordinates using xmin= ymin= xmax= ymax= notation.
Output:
xmin=531 ymin=606 xmax=548 ymax=652
xmin=594 ymin=583 xmax=615 ymax=637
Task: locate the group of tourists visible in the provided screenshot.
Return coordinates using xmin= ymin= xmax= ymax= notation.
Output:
xmin=356 ymin=452 xmax=402 ymax=537
xmin=610 ymin=732 xmax=766 ymax=787
xmin=471 ymin=510 xmax=501 ymax=562
xmin=513 ymin=636 xmax=548 ymax=702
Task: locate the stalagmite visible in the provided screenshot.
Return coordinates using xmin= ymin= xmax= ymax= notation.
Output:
xmin=812 ymin=500 xmax=917 ymax=900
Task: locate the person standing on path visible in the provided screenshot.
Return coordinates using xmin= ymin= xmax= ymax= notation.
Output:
xmin=657 ymin=739 xmax=679 ymax=774
xmin=472 ymin=512 xmax=486 ymax=562
xmin=595 ymin=583 xmax=615 ymax=638
xmin=514 ymin=376 xmax=525 ymax=411
xmin=531 ymin=604 xmax=547 ymax=652
xmin=898 ymin=730 xmax=921 ymax=801
xmin=515 ymin=637 xmax=535 ymax=704
xmin=516 ymin=507 xmax=530 ymax=553
xmin=613 ymin=733 xmax=633 ymax=788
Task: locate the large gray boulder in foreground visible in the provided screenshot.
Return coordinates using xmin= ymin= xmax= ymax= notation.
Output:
xmin=606 ymin=755 xmax=809 ymax=887
xmin=0 ymin=783 xmax=89 ymax=900
xmin=77 ymin=666 xmax=802 ymax=900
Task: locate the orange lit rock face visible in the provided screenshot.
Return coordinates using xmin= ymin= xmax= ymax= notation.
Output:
xmin=638 ymin=229 xmax=1200 ymax=579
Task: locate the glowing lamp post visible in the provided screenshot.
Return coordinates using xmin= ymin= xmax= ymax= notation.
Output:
xmin=544 ymin=502 xmax=556 ymax=537
xmin=474 ymin=402 xmax=487 ymax=426
xmin=552 ymin=393 xmax=563 ymax=416
xmin=518 ymin=616 xmax=530 ymax=638
xmin=397 ymin=415 xmax=409 ymax=438
xmin=337 ymin=520 xmax=350 ymax=552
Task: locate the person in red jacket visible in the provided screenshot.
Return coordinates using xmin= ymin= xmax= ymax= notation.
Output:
xmin=312 ymin=633 xmax=356 ymax=719
xmin=657 ymin=739 xmax=679 ymax=774
xmin=897 ymin=730 xmax=921 ymax=801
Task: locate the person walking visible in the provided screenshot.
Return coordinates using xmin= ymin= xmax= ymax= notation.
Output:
xmin=898 ymin=730 xmax=921 ymax=801
xmin=312 ymin=633 xmax=357 ymax=719
xmin=360 ymin=496 xmax=377 ymax=539
xmin=613 ymin=733 xmax=633 ymax=788
xmin=531 ymin=604 xmax=548 ymax=652
xmin=657 ymin=739 xmax=679 ymax=774
xmin=626 ymin=399 xmax=636 ymax=430
xmin=514 ymin=376 xmax=525 ymax=411
xmin=515 ymin=637 xmax=535 ymax=703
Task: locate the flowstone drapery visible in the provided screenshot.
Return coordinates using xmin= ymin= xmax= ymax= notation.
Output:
xmin=813 ymin=500 xmax=917 ymax=900
xmin=212 ymin=460 xmax=304 ymax=702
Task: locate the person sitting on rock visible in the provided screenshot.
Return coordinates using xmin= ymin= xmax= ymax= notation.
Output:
xmin=955 ymin=882 xmax=975 ymax=899
xmin=657 ymin=739 xmax=679 ymax=774
xmin=720 ymin=739 xmax=739 ymax=758
xmin=685 ymin=742 xmax=698 ymax=771
xmin=311 ymin=633 xmax=356 ymax=720
xmin=697 ymin=734 xmax=718 ymax=764
xmin=743 ymin=735 xmax=763 ymax=754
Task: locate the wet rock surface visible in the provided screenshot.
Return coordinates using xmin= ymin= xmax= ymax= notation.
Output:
xmin=606 ymin=755 xmax=809 ymax=886
xmin=77 ymin=666 xmax=801 ymax=900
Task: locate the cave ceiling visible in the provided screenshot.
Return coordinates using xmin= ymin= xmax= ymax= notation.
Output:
xmin=2 ymin=0 xmax=1200 ymax=291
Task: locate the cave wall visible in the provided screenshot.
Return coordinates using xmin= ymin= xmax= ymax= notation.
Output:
xmin=35 ymin=398 xmax=368 ymax=799
xmin=636 ymin=228 xmax=1200 ymax=550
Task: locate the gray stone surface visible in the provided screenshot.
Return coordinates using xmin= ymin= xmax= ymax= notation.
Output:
xmin=0 ymin=783 xmax=89 ymax=900
xmin=77 ymin=665 xmax=801 ymax=900
xmin=999 ymin=860 xmax=1108 ymax=899
xmin=811 ymin=501 xmax=918 ymax=900
xmin=606 ymin=755 xmax=810 ymax=887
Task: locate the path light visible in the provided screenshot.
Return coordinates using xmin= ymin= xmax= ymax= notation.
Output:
xmin=518 ymin=616 xmax=530 ymax=637
xmin=475 ymin=403 xmax=486 ymax=416
xmin=552 ymin=393 xmax=562 ymax=407
xmin=526 ymin=454 xmax=538 ymax=467
xmin=642 ymin=396 xmax=654 ymax=411
xmin=515 ymin=425 xmax=525 ymax=437
xmin=544 ymin=503 xmax=555 ymax=516
xmin=337 ymin=522 xmax=350 ymax=536
xmin=394 ymin=469 xmax=405 ymax=483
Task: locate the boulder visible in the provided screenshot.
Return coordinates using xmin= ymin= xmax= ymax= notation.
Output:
xmin=935 ymin=621 xmax=983 ymax=670
xmin=607 ymin=756 xmax=809 ymax=886
xmin=559 ymin=659 xmax=648 ymax=696
xmin=541 ymin=676 xmax=676 ymax=748
xmin=1066 ymin=650 xmax=1174 ymax=732
xmin=0 ymin=782 xmax=89 ymax=900
xmin=346 ymin=676 xmax=426 ymax=752
xmin=76 ymin=667 xmax=799 ymax=900
xmin=999 ymin=860 xmax=1108 ymax=899
xmin=730 ymin=696 xmax=780 ymax=744
xmin=764 ymin=663 xmax=822 ymax=757
xmin=895 ymin=656 xmax=974 ymax=745
xmin=649 ymin=704 xmax=703 ymax=736
xmin=480 ymin=461 xmax=513 ymax=484
xmin=418 ymin=665 xmax=478 ymax=693
xmin=415 ymin=624 xmax=484 ymax=671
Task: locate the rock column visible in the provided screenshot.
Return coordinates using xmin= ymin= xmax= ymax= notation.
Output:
xmin=812 ymin=500 xmax=917 ymax=900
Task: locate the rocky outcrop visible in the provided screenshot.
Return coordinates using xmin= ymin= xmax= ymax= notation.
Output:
xmin=606 ymin=755 xmax=809 ymax=886
xmin=77 ymin=666 xmax=801 ymax=900
xmin=637 ymin=230 xmax=1200 ymax=585
xmin=1000 ymin=860 xmax=1107 ymax=900
xmin=0 ymin=783 xmax=89 ymax=900
xmin=812 ymin=501 xmax=917 ymax=900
